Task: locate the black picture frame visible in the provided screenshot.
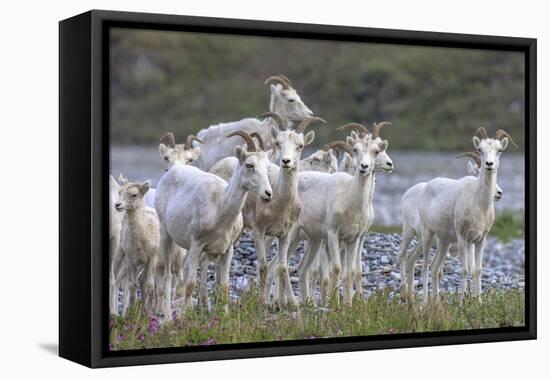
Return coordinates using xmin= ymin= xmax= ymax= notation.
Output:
xmin=59 ymin=9 xmax=537 ymax=368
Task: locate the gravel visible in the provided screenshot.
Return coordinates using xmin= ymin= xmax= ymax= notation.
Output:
xmin=213 ymin=231 xmax=525 ymax=300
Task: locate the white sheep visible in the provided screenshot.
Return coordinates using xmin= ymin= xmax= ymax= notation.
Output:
xmin=144 ymin=132 xmax=203 ymax=208
xmin=283 ymin=127 xmax=386 ymax=305
xmin=298 ymin=147 xmax=337 ymax=173
xmin=195 ymin=75 xmax=313 ymax=171
xmin=398 ymin=151 xmax=504 ymax=302
xmin=155 ymin=131 xmax=273 ymax=317
xmin=414 ymin=128 xmax=515 ymax=302
xmin=293 ymin=123 xmax=393 ymax=305
xmin=115 ymin=177 xmax=160 ymax=316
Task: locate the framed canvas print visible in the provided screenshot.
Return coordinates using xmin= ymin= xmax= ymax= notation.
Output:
xmin=59 ymin=10 xmax=536 ymax=368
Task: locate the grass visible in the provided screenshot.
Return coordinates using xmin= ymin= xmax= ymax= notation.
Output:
xmin=371 ymin=209 xmax=524 ymax=243
xmin=109 ymin=288 xmax=525 ymax=351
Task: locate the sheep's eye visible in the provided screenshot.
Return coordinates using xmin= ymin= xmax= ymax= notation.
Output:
xmin=131 ymin=194 xmax=137 ymax=198
xmin=312 ymin=158 xmax=320 ymax=164
xmin=298 ymin=144 xmax=304 ymax=149
xmin=375 ymin=151 xmax=379 ymax=155
xmin=187 ymin=158 xmax=193 ymax=163
xmin=245 ymin=163 xmax=254 ymax=169
xmin=164 ymin=157 xmax=169 ymax=161
xmin=288 ymin=98 xmax=295 ymax=103
xmin=275 ymin=142 xmax=281 ymax=147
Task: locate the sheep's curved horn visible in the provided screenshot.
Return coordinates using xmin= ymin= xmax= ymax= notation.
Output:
xmin=160 ymin=132 xmax=176 ymax=147
xmin=336 ymin=123 xmax=369 ymax=136
xmin=277 ymin=74 xmax=293 ymax=87
xmin=474 ymin=127 xmax=488 ymax=140
xmin=372 ymin=122 xmax=391 ymax=138
xmin=258 ymin=111 xmax=287 ymax=130
xmin=185 ymin=134 xmax=203 ymax=150
xmin=295 ymin=116 xmax=326 ymax=133
xmin=250 ymin=132 xmax=265 ymax=151
xmin=322 ymin=141 xmax=354 ymax=156
xmin=264 ymin=75 xmax=291 ymax=90
xmin=456 ymin=151 xmax=481 ymax=168
xmin=495 ymin=129 xmax=518 ymax=147
xmin=226 ymin=131 xmax=256 ymax=152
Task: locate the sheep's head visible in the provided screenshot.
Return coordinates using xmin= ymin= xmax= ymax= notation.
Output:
xmin=260 ymin=113 xmax=323 ymax=170
xmin=114 ymin=175 xmax=150 ymax=212
xmin=302 ymin=148 xmax=338 ymax=173
xmin=337 ymin=122 xmax=393 ymax=173
xmin=265 ymin=75 xmax=313 ymax=123
xmin=472 ymin=127 xmax=517 ymax=173
xmin=457 ymin=151 xmax=503 ymax=201
xmin=338 ymin=152 xmax=357 ymax=175
xmin=159 ymin=132 xmax=203 ymax=171
xmin=227 ymin=131 xmax=273 ymax=201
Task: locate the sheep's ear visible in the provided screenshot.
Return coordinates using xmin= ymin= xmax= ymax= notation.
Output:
xmin=379 ymin=140 xmax=388 ymax=152
xmin=325 ymin=149 xmax=333 ymax=162
xmin=472 ymin=136 xmax=481 ymax=149
xmin=159 ymin=144 xmax=169 ymax=157
xmin=139 ymin=180 xmax=150 ymax=195
xmin=346 ymin=136 xmax=355 ymax=147
xmin=267 ymin=148 xmax=279 ymax=163
xmin=118 ymin=174 xmax=127 ymax=185
xmin=500 ymin=137 xmax=509 ymax=151
xmin=270 ymin=84 xmax=282 ymax=97
xmin=304 ymin=131 xmax=315 ymax=146
xmin=270 ymin=125 xmax=279 ymax=139
xmin=350 ymin=130 xmax=359 ymax=140
xmin=466 ymin=161 xmax=477 ymax=175
xmin=109 ymin=175 xmax=120 ymax=189
xmin=192 ymin=146 xmax=201 ymax=158
xmin=235 ymin=146 xmax=248 ymax=162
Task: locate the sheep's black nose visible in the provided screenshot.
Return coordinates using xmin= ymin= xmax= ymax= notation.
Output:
xmin=387 ymin=162 xmax=393 ymax=167
xmin=265 ymin=190 xmax=272 ymax=198
xmin=361 ymin=163 xmax=369 ymax=169
xmin=282 ymin=158 xmax=291 ymax=165
xmin=486 ymin=161 xmax=494 ymax=166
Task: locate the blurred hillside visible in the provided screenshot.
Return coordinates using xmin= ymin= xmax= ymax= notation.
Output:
xmin=110 ymin=28 xmax=525 ymax=150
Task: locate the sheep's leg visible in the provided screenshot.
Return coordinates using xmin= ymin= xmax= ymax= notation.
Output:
xmin=421 ymin=240 xmax=431 ymax=301
xmin=199 ymin=257 xmax=209 ymax=310
xmin=298 ymin=238 xmax=322 ymax=304
xmin=277 ymin=234 xmax=298 ymax=307
xmin=354 ymin=236 xmax=364 ymax=300
xmin=473 ymin=237 xmax=486 ymax=301
xmin=217 ymin=245 xmax=234 ymax=313
xmin=327 ymin=231 xmax=341 ymax=304
xmin=182 ymin=243 xmax=201 ymax=311
xmin=127 ymin=260 xmax=138 ymax=309
xmin=456 ymin=236 xmax=469 ymax=303
xmin=418 ymin=227 xmax=434 ymax=303
xmin=405 ymin=242 xmax=422 ymax=301
xmin=319 ymin=244 xmax=331 ymax=306
xmin=159 ymin=226 xmax=175 ymax=319
xmin=430 ymin=239 xmax=450 ymax=303
xmin=309 ymin=251 xmax=320 ymax=302
xmin=141 ymin=257 xmax=156 ymax=316
xmin=344 ymin=238 xmax=361 ymax=305
xmin=253 ymin=229 xmax=268 ymax=303
xmin=109 ymin=236 xmax=123 ymax=314
xmin=398 ymin=226 xmax=415 ymax=299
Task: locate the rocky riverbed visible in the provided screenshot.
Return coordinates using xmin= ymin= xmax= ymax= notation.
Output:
xmin=216 ymin=231 xmax=525 ymax=301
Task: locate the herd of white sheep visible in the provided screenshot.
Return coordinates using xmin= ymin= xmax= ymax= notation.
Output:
xmin=109 ymin=74 xmax=516 ymax=319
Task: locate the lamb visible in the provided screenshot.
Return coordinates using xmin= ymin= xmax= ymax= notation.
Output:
xmin=195 ymin=75 xmax=314 ymax=170
xmin=413 ymin=128 xmax=515 ymax=302
xmin=398 ymin=151 xmax=504 ymax=302
xmin=282 ymin=126 xmax=387 ymax=305
xmin=115 ymin=177 xmax=160 ymax=316
xmin=144 ymin=132 xmax=203 ymax=208
xmin=155 ymin=131 xmax=273 ymax=317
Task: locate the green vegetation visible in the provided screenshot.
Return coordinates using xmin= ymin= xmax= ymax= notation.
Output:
xmin=490 ymin=210 xmax=525 ymax=243
xmin=110 ymin=288 xmax=524 ymax=350
xmin=110 ymin=29 xmax=525 ymax=150
xmin=370 ymin=209 xmax=524 ymax=243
